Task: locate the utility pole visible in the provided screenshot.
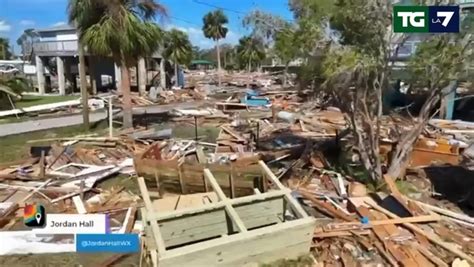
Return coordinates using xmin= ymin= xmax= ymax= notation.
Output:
xmin=78 ymin=42 xmax=90 ymax=129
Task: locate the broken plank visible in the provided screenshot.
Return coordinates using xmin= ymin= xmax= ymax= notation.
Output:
xmin=299 ymin=189 xmax=354 ymax=221
xmin=373 ymin=241 xmax=399 ymax=267
xmin=72 ymin=195 xmax=87 ymax=214
xmin=366 ymin=201 xmax=474 ymax=264
xmin=412 ymin=200 xmax=474 ymax=224
xmin=323 ymin=215 xmax=440 ymax=232
xmin=137 ymin=177 xmax=166 ymax=255
xmin=220 ymin=125 xmax=246 ymax=142
xmin=411 ymin=242 xmax=449 ymax=267
xmin=355 ymin=205 xmax=415 ymax=267
xmin=403 ymin=244 xmax=434 ymax=267
xmin=313 ymin=230 xmax=371 ymax=238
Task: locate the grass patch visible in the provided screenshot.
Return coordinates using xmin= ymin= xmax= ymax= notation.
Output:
xmin=14 ymin=95 xmax=79 ymax=109
xmin=395 ymin=180 xmax=418 ymax=195
xmin=0 ymin=121 xmax=108 ymax=163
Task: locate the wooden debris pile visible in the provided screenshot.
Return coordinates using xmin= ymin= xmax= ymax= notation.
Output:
xmin=291 ymin=168 xmax=474 ymax=267
xmin=0 ymin=136 xmax=144 ymax=255
xmin=111 ymin=91 xmax=155 ymax=106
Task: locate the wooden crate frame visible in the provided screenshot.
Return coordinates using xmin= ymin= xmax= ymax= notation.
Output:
xmin=138 ymin=161 xmax=316 ymax=267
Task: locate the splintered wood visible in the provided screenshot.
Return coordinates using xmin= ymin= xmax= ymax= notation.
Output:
xmin=300 ymin=169 xmax=474 ymax=267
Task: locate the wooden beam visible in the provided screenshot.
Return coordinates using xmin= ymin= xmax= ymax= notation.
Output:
xmin=313 ymin=230 xmax=371 ymax=238
xmin=229 ymin=165 xmax=235 ymax=198
xmin=177 ymin=163 xmax=186 ymax=194
xmin=203 ymin=169 xmax=247 ymax=233
xmin=411 ymin=199 xmax=474 ymax=224
xmin=411 ymin=242 xmax=448 ymax=267
xmin=299 ymin=190 xmax=353 ymax=221
xmin=383 ymin=175 xmax=402 ymax=198
xmin=154 ymin=171 xmax=161 ymax=198
xmin=137 ymin=177 xmax=167 ymax=255
xmin=258 ymin=160 xmax=308 ymax=218
xmin=159 ymin=217 xmax=315 ymax=265
xmin=322 ymin=215 xmax=440 ymax=232
xmin=366 ymin=201 xmax=474 ymax=264
xmin=39 ymin=151 xmax=45 ymax=178
xmin=147 ymin=190 xmax=287 ymax=222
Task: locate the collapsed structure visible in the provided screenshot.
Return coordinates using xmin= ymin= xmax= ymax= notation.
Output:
xmin=0 ymin=70 xmax=474 ymax=266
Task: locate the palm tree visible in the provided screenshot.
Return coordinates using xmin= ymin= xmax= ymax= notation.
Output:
xmin=17 ymin=29 xmax=39 ymax=62
xmin=0 ymin=76 xmax=30 ymax=110
xmin=202 ymin=10 xmax=228 ymax=87
xmin=0 ymin=38 xmax=11 ymax=60
xmin=68 ymin=0 xmax=167 ymax=129
xmin=163 ymin=29 xmax=193 ymax=87
xmin=236 ymin=36 xmax=265 ymax=73
xmin=237 ymin=36 xmax=265 ymax=87
xmin=274 ymin=26 xmax=299 ymax=86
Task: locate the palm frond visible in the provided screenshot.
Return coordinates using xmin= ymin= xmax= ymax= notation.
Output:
xmin=163 ymin=29 xmax=193 ymax=65
xmin=71 ymin=0 xmax=165 ymax=66
xmin=202 ymin=10 xmax=229 ymax=41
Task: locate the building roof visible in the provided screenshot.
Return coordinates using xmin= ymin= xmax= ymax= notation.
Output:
xmin=36 ymin=24 xmax=76 ymax=33
xmin=191 ymin=60 xmax=214 ymax=65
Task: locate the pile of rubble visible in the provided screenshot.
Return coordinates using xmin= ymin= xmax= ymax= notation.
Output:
xmin=1 ymin=80 xmax=474 ymax=266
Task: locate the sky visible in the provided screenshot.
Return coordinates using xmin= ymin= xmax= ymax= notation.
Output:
xmin=0 ymin=0 xmax=294 ymax=52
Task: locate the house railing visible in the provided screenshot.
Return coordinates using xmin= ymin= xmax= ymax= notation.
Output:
xmin=31 ymin=40 xmax=78 ymax=55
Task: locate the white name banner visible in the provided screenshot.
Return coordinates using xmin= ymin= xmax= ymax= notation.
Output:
xmin=32 ymin=214 xmax=108 ymax=234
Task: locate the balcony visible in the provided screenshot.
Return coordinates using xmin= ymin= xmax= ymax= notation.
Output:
xmin=32 ymin=40 xmax=79 ymax=56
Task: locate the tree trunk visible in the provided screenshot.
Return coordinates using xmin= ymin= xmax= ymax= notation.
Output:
xmin=224 ymin=51 xmax=227 ymax=69
xmin=174 ymin=63 xmax=178 ymax=87
xmin=283 ymin=62 xmax=289 ymax=87
xmin=216 ymin=39 xmax=221 ymax=87
xmin=160 ymin=58 xmax=166 ymax=89
xmin=78 ymin=43 xmax=89 ymax=129
xmin=247 ymin=61 xmax=251 ymax=88
xmin=89 ymin=56 xmax=97 ymax=95
xmin=386 ymin=89 xmax=445 ymax=179
xmin=120 ymin=61 xmax=133 ymax=129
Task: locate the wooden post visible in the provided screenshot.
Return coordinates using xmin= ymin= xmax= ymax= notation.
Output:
xmin=137 ymin=177 xmax=167 ymax=255
xmin=178 ymin=163 xmax=186 ymax=194
xmin=78 ymin=42 xmax=90 ymax=129
xmin=203 ymin=174 xmax=209 ymax=192
xmin=80 ymin=178 xmax=85 ymax=201
xmin=194 ymin=116 xmax=198 ymax=141
xmin=39 ymin=151 xmax=45 ymax=178
xmin=154 ymin=171 xmax=161 ymax=198
xmin=229 ymin=164 xmax=235 ymax=199
xmin=203 ymin=169 xmax=247 ymax=233
xmin=259 ymin=161 xmax=308 ymax=218
xmin=109 ymin=96 xmax=114 ymax=138
xmin=261 ymin=171 xmax=268 ymax=193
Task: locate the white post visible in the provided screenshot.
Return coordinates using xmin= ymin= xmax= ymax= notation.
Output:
xmin=160 ymin=58 xmax=166 ymax=89
xmin=114 ymin=63 xmax=121 ymax=92
xmin=56 ymin=56 xmax=66 ymax=95
xmin=109 ymin=96 xmax=113 ymax=138
xmin=138 ymin=58 xmax=146 ymax=95
xmin=35 ymin=56 xmax=45 ymax=95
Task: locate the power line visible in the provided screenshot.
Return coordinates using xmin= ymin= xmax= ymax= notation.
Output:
xmin=192 ymin=0 xmax=246 ymax=15
xmin=169 ymin=16 xmax=201 ymax=27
